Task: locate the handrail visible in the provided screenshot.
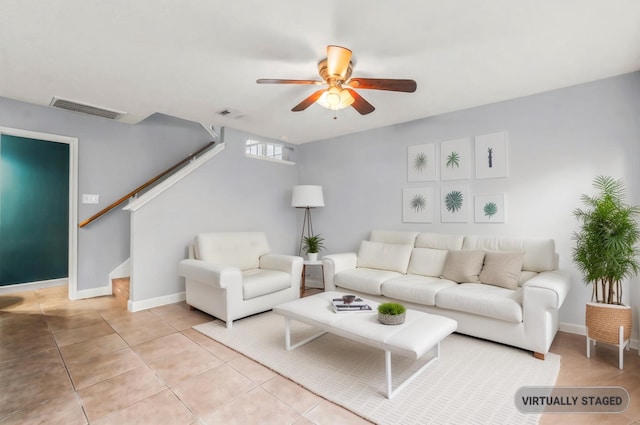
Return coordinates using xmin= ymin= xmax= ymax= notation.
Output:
xmin=79 ymin=141 xmax=216 ymax=228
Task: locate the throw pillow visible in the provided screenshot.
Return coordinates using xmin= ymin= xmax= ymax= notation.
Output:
xmin=479 ymin=251 xmax=525 ymax=289
xmin=356 ymin=240 xmax=413 ymax=273
xmin=440 ymin=250 xmax=485 ymax=283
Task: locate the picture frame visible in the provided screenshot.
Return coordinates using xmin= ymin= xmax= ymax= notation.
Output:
xmin=408 ymin=143 xmax=437 ymax=182
xmin=475 ymin=131 xmax=508 ymax=179
xmin=402 ymin=187 xmax=434 ymax=223
xmin=440 ymin=137 xmax=471 ymax=181
xmin=474 ymin=194 xmax=506 ymax=223
xmin=441 ymin=185 xmax=469 ymax=223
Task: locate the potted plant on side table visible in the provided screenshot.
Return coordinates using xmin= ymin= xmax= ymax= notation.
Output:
xmin=303 ymin=234 xmax=325 ymax=261
xmin=572 ymin=175 xmax=640 ymax=368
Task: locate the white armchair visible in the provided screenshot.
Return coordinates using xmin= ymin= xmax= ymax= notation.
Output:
xmin=178 ymin=232 xmax=303 ymax=328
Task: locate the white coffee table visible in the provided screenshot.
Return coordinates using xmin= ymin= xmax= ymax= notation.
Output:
xmin=273 ymin=291 xmax=457 ymax=399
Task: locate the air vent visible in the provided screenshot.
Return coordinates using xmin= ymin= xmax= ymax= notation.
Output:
xmin=50 ymin=97 xmax=126 ymax=120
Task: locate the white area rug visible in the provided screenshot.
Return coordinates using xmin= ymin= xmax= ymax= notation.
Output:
xmin=194 ymin=312 xmax=559 ymax=425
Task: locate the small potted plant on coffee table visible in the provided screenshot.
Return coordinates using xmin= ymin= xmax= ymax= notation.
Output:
xmin=377 ymin=302 xmax=406 ymax=325
xmin=303 ymin=234 xmax=325 ymax=261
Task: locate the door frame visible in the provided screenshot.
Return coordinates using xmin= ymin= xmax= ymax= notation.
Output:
xmin=0 ymin=126 xmax=78 ymax=298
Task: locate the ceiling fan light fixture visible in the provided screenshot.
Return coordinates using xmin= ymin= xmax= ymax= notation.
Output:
xmin=317 ymin=86 xmax=354 ymax=111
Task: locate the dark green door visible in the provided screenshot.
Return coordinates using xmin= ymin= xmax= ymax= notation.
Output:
xmin=0 ymin=134 xmax=70 ymax=285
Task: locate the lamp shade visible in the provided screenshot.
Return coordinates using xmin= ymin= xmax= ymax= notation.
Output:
xmin=291 ymin=185 xmax=324 ymax=208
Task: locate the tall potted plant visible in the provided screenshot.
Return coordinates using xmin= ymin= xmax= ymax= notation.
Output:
xmin=572 ymin=176 xmax=639 ymax=356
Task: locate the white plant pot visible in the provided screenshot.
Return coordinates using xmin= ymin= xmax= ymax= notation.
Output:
xmin=307 ymin=253 xmax=318 ymax=261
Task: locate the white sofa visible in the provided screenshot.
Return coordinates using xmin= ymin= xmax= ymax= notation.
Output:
xmin=323 ymin=230 xmax=571 ymax=359
xmin=178 ymin=232 xmax=303 ymax=328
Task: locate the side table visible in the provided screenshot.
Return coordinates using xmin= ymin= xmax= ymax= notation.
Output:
xmin=300 ymin=259 xmax=325 ymax=297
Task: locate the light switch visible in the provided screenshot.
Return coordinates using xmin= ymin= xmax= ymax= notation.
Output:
xmin=82 ymin=194 xmax=100 ymax=204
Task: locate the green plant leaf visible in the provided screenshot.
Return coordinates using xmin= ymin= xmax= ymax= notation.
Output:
xmin=377 ymin=302 xmax=406 ymax=315
xmin=303 ymin=234 xmax=325 ymax=254
xmin=572 ymin=176 xmax=640 ymax=304
xmin=483 ymin=202 xmax=498 ymax=218
xmin=445 ymin=190 xmax=463 ymax=213
xmin=413 ymin=152 xmax=428 ymax=172
xmin=410 ymin=194 xmax=426 ymax=212
xmin=446 ymin=151 xmax=460 ymax=168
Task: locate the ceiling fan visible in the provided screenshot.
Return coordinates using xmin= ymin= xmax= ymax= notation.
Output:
xmin=257 ymin=45 xmax=417 ymax=115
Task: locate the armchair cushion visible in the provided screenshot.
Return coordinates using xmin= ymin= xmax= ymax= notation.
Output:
xmin=243 ymin=269 xmax=291 ymax=299
xmin=195 ymin=232 xmax=270 ymax=270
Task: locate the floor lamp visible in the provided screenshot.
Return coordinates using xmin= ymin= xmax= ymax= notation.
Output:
xmin=292 ymin=185 xmax=324 ymax=256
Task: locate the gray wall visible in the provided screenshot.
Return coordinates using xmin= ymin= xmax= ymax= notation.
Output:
xmin=129 ymin=127 xmax=299 ymax=305
xmin=297 ymin=71 xmax=640 ymax=331
xmin=0 ymin=97 xmax=209 ymax=292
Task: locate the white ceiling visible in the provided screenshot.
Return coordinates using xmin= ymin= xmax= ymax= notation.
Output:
xmin=2 ymin=1 xmax=640 ymax=144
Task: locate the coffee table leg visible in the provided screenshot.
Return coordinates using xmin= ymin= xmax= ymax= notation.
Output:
xmin=385 ymin=342 xmax=441 ymax=399
xmin=284 ymin=317 xmax=327 ymax=351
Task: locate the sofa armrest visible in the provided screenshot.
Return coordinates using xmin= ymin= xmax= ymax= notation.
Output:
xmin=522 ymin=269 xmax=571 ymax=310
xmin=178 ymin=259 xmax=242 ymax=289
xmin=322 ymin=253 xmax=358 ymax=291
xmin=259 ymin=254 xmax=304 ymax=287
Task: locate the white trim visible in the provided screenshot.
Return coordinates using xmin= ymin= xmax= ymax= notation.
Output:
xmin=73 ymin=285 xmax=112 ymax=300
xmin=559 ymin=322 xmax=585 ymax=336
xmin=0 ymin=278 xmax=67 ymax=295
xmin=0 ymin=126 xmax=78 ymax=301
xmin=124 ymin=143 xmax=225 ymax=212
xmin=245 ymin=153 xmax=295 ymax=166
xmin=128 ymin=291 xmax=186 ymax=312
xmin=109 ymin=258 xmax=131 ymax=279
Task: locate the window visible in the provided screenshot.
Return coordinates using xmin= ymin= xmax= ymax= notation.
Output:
xmin=245 ymin=139 xmax=294 ymax=164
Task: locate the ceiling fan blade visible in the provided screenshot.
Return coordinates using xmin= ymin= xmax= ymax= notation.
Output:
xmin=344 ymin=89 xmax=375 ymax=115
xmin=257 ymin=79 xmax=323 ymax=85
xmin=326 ymin=45 xmax=352 ymax=80
xmin=348 ymin=78 xmax=417 ymax=93
xmin=292 ymin=89 xmax=326 ymax=112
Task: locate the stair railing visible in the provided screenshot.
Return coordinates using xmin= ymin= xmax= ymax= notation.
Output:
xmin=79 ymin=141 xmax=216 ymax=228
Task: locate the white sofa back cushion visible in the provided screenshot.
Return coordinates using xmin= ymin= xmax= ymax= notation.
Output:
xmin=356 ymin=240 xmax=413 ymax=273
xmin=415 ymin=232 xmax=464 ymax=250
xmin=195 ymin=232 xmax=270 ymax=271
xmin=369 ymin=230 xmax=419 ymax=245
xmin=462 ymin=235 xmax=557 ymax=272
xmin=407 ymin=248 xmax=449 ymax=277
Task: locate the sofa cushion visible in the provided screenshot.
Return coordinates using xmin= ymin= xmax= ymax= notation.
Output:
xmin=407 ymin=248 xmax=449 ymax=277
xmin=519 ymin=271 xmax=538 ymax=285
xmin=381 ymin=275 xmax=458 ymax=306
xmin=356 ymin=241 xmax=413 ymax=273
xmin=440 ymin=250 xmax=485 ymax=283
xmin=370 ymin=230 xmax=419 ymax=245
xmin=415 ymin=232 xmax=465 ymax=250
xmin=479 ymin=251 xmax=524 ymax=289
xmin=242 ymin=269 xmax=291 ymax=299
xmin=335 ymin=268 xmax=403 ymax=295
xmin=196 ymin=232 xmax=270 ymax=271
xmin=462 ymin=235 xmax=557 ymax=272
xmin=435 ymin=283 xmax=523 ymax=323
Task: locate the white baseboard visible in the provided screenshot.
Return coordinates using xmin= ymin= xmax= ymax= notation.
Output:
xmin=0 ymin=278 xmax=67 ymax=295
xmin=73 ymin=285 xmax=112 ymax=300
xmin=128 ymin=292 xmax=186 ymax=312
xmin=559 ymin=321 xmax=639 ymax=352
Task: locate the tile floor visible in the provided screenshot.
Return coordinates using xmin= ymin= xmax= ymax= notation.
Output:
xmin=0 ymin=284 xmax=639 ymax=425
